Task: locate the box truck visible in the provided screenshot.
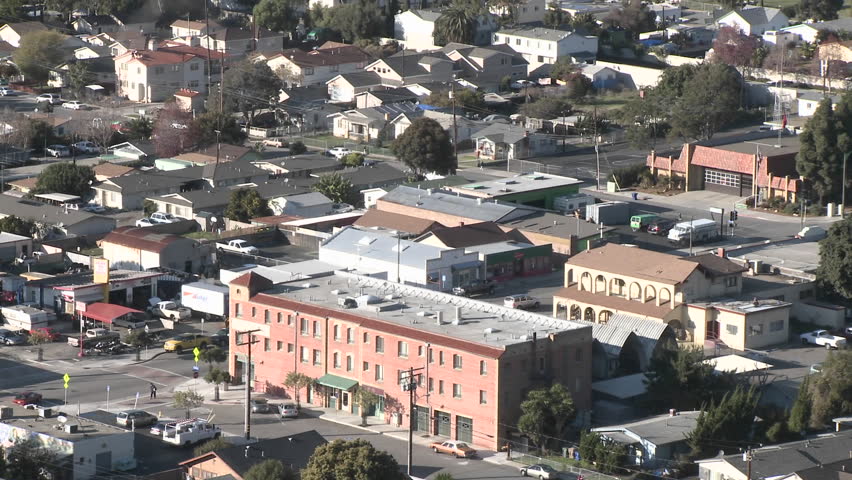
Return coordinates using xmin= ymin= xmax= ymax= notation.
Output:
xmin=181 ymin=282 xmax=229 ymax=321
xmin=667 ymin=218 xmax=719 ymax=245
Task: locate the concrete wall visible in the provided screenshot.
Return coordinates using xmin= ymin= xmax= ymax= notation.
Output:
xmin=75 ymin=431 xmax=135 ymax=480
xmin=595 ymin=61 xmax=665 ymax=89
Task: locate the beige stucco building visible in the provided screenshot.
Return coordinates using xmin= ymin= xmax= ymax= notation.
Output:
xmin=553 ymin=244 xmax=791 ymax=350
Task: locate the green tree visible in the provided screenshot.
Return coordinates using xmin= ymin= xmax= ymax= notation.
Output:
xmin=603 ymin=0 xmax=655 ymax=39
xmin=124 ymin=330 xmax=155 ymax=361
xmin=322 ymin=0 xmax=388 ymax=42
xmin=33 ymin=163 xmax=96 ymax=197
xmin=788 ymin=375 xmax=811 ymax=435
xmin=550 ymin=59 xmax=578 ymax=83
xmin=340 ymin=152 xmax=365 ymax=167
xmin=194 ymin=111 xmax=246 ymax=147
xmin=797 ymin=98 xmax=843 ymax=205
xmin=0 ymin=0 xmax=25 ymax=20
xmin=254 ymin=0 xmax=305 ymax=35
xmin=204 ymin=369 xmax=232 ymax=402
xmin=578 ymin=431 xmax=626 ymax=474
xmin=245 ymin=459 xmax=297 ymax=480
xmin=669 ymin=63 xmax=739 ymax=140
xmin=173 ymin=390 xmax=205 ymax=419
xmin=806 ymin=349 xmax=852 ymax=427
xmin=0 ymin=62 xmax=19 ymax=80
xmin=27 ymin=328 xmax=52 ymax=361
xmin=67 ymin=62 xmax=90 ymax=99
xmin=644 ymin=346 xmax=735 ymax=412
xmin=520 ymin=95 xmax=572 ymax=120
xmin=5 ymin=437 xmax=60 ymax=479
xmin=543 ymin=1 xmax=566 ymax=28
xmin=301 ymin=439 xmax=406 ymax=480
xmin=425 ymin=88 xmax=485 ymax=111
xmin=312 ymin=173 xmax=358 ymax=205
xmin=488 ymin=0 xmax=524 ymax=24
xmin=433 ymin=3 xmax=475 ymax=46
xmin=818 ymin=216 xmax=852 ymax=299
xmin=797 ymin=0 xmax=845 ymax=21
xmin=224 ymin=188 xmax=272 ymax=223
xmin=12 ymin=30 xmax=65 ymax=84
xmin=283 ymin=372 xmax=314 ymax=408
xmin=124 ymin=117 xmax=153 ymax=141
xmin=143 ymin=199 xmax=158 ymax=217
xmin=687 ymin=386 xmax=760 ymax=459
xmin=0 ymin=216 xmax=36 ymax=236
xmin=200 ymin=346 xmax=230 ymax=400
xmin=618 ymin=89 xmax=668 ymax=149
xmin=562 ymin=72 xmax=593 ymax=99
xmin=517 ymin=383 xmax=576 ymax=453
xmin=353 ymin=386 xmax=380 ymax=426
xmin=218 ymin=60 xmax=283 ymax=125
xmin=290 ymin=141 xmax=307 ymax=154
xmin=391 ymin=117 xmax=454 ymax=175
xmin=571 ymin=12 xmax=599 ymax=34
xmin=193 ymin=436 xmax=231 ymax=457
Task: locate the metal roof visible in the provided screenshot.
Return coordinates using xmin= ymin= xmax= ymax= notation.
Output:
xmin=379 ymin=186 xmax=529 ymax=222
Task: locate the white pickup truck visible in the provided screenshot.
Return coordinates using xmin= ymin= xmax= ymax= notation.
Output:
xmin=150 ymin=301 xmax=191 ymax=321
xmin=162 ymin=418 xmax=221 ymax=446
xmin=800 ymin=330 xmax=847 ymax=350
xmin=216 ymin=239 xmax=259 ymax=255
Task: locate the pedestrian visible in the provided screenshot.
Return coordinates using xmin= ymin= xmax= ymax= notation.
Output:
xmin=150 ymin=383 xmax=157 ymax=399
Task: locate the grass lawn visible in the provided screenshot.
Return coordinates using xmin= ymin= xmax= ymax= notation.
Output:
xmin=184 ymin=231 xmax=219 ymax=240
xmin=575 ymin=91 xmax=638 ymax=115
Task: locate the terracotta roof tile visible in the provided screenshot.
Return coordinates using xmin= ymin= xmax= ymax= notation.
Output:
xmin=690 ymin=145 xmax=755 ymax=175
xmin=102 ymin=226 xmax=186 ymax=253
xmin=93 ymin=163 xmax=135 ymax=178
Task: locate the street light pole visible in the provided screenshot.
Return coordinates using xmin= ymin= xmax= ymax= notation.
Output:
xmin=842 ymin=151 xmax=849 ymax=219
xmin=403 ymin=367 xmax=424 ymax=477
xmin=236 ymin=329 xmax=260 ymax=441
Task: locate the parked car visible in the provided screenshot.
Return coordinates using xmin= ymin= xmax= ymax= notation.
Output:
xmin=510 ymin=79 xmax=535 ymax=89
xmin=216 ymin=239 xmax=259 ymax=255
xmin=13 ymin=391 xmax=42 ymax=405
xmin=0 ymin=87 xmax=18 ymax=96
xmin=86 ymin=328 xmax=109 ymax=338
xmin=210 ymin=328 xmax=229 ymax=347
xmin=453 ymin=279 xmax=496 ymax=297
xmin=149 ymin=212 xmax=180 ymax=224
xmin=151 ymin=301 xmax=191 ymax=320
xmin=45 ymin=145 xmax=70 ymax=157
xmin=250 ymin=398 xmax=271 ymax=413
xmin=504 ymin=294 xmax=540 ymax=310
xmin=280 ymin=403 xmax=299 ymax=419
xmin=116 ymin=410 xmax=157 ymax=427
xmin=263 ymin=138 xmax=287 ymax=148
xmin=0 ymin=328 xmax=27 ymax=345
xmin=113 ymin=314 xmax=148 ymax=330
xmin=83 ymin=204 xmax=106 ymax=213
xmin=36 ymin=93 xmax=61 ymax=104
xmin=482 ymin=114 xmax=511 ymax=123
xmin=648 ymin=219 xmax=676 ymax=236
xmin=327 ymin=146 xmax=351 ymax=159
xmin=520 ymin=464 xmax=559 ymax=479
xmin=32 ymin=327 xmax=60 ymax=341
xmin=429 ymin=440 xmax=477 ymax=458
xmin=73 ymin=141 xmax=99 ymax=154
xmin=163 ymin=333 xmax=210 ymax=353
xmin=62 ymin=100 xmax=87 ymax=110
xmin=136 ymin=218 xmax=156 ymax=227
xmin=330 ymin=203 xmax=354 ymax=214
xmin=800 ymin=330 xmax=847 ymax=349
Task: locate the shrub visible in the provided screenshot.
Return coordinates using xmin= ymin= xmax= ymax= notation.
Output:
xmin=611 ymin=164 xmax=650 ymax=188
xmin=290 ymin=141 xmax=307 ymax=155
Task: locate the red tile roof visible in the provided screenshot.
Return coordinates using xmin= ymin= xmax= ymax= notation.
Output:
xmin=253 ymin=292 xmax=506 ymax=359
xmin=102 ymin=226 xmax=185 ymax=253
xmin=174 ymin=89 xmax=201 ymax=97
xmin=230 ymin=272 xmax=273 ymax=291
xmin=690 ymin=145 xmax=755 ymax=175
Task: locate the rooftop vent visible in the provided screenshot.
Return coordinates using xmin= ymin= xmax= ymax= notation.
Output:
xmin=357 ymin=236 xmax=376 ymax=246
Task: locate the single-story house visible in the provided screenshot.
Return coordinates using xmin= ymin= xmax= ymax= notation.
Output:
xmin=716 ymin=6 xmax=789 ymax=36
xmin=472 ymin=123 xmax=558 ymax=161
xmin=579 ymin=64 xmax=619 ymax=89
xmin=326 ymin=71 xmax=386 ymax=103
xmin=0 ymin=195 xmax=116 ymax=238
xmin=388 ymin=109 xmax=482 ymax=143
xmin=93 ymin=163 xmax=136 ymax=182
xmin=269 ymin=192 xmax=333 ymax=217
xmin=101 ymin=226 xmax=210 ymax=273
xmin=592 ymin=410 xmax=700 ymax=467
xmin=0 ymin=232 xmax=34 ymax=261
xmin=328 ymin=102 xmax=420 ymax=141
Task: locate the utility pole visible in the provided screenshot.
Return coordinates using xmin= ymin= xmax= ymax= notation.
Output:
xmin=743 ymin=448 xmax=753 ymax=480
xmin=203 ymin=0 xmax=212 ymax=96
xmin=395 ymin=230 xmax=401 ymax=283
xmin=236 ymin=329 xmax=260 ymax=441
xmin=450 ymin=80 xmax=458 ymax=173
xmin=402 ymin=367 xmax=424 ymax=477
xmin=842 ymin=151 xmax=849 ymax=219
xmin=593 ymin=106 xmax=600 ymax=191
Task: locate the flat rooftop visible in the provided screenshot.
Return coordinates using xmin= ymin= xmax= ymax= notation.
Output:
xmin=468 ymin=240 xmax=534 ymax=256
xmin=27 ymin=269 xmax=162 ymax=289
xmin=2 ymin=407 xmax=127 ymax=442
xmin=727 ymin=239 xmax=820 ymax=278
xmin=712 ymin=134 xmax=801 ymax=157
xmin=690 ymin=298 xmax=791 ymax=314
xmin=264 ymin=271 xmax=588 ymax=349
xmin=451 ymin=172 xmax=583 ymax=197
xmin=499 ymin=210 xmax=614 ymax=239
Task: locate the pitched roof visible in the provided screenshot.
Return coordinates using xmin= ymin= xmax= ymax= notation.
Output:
xmin=679 ymin=253 xmax=748 ymax=277
xmin=730 ymin=6 xmax=783 ymax=26
xmin=554 ymin=286 xmax=677 ymax=319
xmin=1 ymin=21 xmax=48 ymax=35
xmin=102 ymin=226 xmax=188 ymax=253
xmin=328 ymin=71 xmax=383 ymax=87
xmin=96 ymin=171 xmax=193 ymax=194
xmin=0 ymin=195 xmax=114 ymax=228
xmin=566 ymin=243 xmax=698 ymax=285
xmin=76 ymin=15 xmax=118 ymax=27
xmin=379 ymin=185 xmax=527 ymax=222
xmin=117 ymin=49 xmax=198 ymax=67
xmin=231 ymin=271 xmax=274 ymax=292
xmin=408 ymin=9 xmax=443 ymax=22
xmin=594 ymin=411 xmax=701 ymax=447
xmin=92 ymin=162 xmax=135 ymax=179
xmin=273 ymin=44 xmax=369 ymax=68
xmin=354 ymin=209 xmax=443 ymax=236
xmin=375 ymin=51 xmax=453 ymax=78
xmin=173 ymin=144 xmax=253 ymax=164
xmin=422 ymin=221 xmax=525 ymax=248
xmin=8 ymin=177 xmax=38 ymax=190
xmin=472 ymin=122 xmax=534 ymax=145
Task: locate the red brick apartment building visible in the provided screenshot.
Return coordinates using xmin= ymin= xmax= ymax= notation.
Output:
xmin=228 ymin=271 xmax=592 ymax=450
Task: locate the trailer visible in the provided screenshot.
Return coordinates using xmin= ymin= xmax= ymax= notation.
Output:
xmin=585 ymin=201 xmax=630 ymax=225
xmin=1 ymin=305 xmax=55 ymax=332
xmin=67 ymin=331 xmax=120 ymax=348
xmin=181 ymin=282 xmax=229 ymax=321
xmin=162 ymin=418 xmax=221 ymax=446
xmin=667 ymin=218 xmax=719 ymax=245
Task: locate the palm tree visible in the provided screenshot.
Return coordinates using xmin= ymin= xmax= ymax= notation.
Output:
xmin=434 ymin=4 xmax=475 ymax=46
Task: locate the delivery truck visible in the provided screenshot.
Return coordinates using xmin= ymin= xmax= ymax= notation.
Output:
xmin=181 ymin=282 xmax=229 ymax=321
xmin=667 ymin=218 xmax=719 ymax=245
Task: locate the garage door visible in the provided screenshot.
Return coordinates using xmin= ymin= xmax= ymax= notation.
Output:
xmin=456 ymin=415 xmax=473 ymax=443
xmin=435 ymin=410 xmax=451 ymax=437
xmin=704 ymin=169 xmax=747 ymax=195
xmin=415 ymin=405 xmax=430 ymax=433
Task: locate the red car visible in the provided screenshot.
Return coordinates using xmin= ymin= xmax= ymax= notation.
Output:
xmin=32 ymin=327 xmax=60 ymax=341
xmin=13 ymin=391 xmax=42 ymax=405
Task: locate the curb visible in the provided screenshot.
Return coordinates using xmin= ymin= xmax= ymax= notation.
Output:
xmin=132 ymin=350 xmax=170 ymax=365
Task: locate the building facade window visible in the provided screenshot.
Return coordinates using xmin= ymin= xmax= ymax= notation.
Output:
xmin=439 ymin=351 xmax=444 ymax=365
xmin=235 ymin=303 xmax=242 ymax=317
xmin=375 ymin=364 xmax=384 ymax=381
xmin=264 ymin=310 xmax=270 ymax=324
xmin=376 ymin=336 xmax=384 ymax=353
xmin=334 ymin=325 xmax=340 ymax=341
xmin=300 ymin=318 xmax=308 ymax=335
xmin=276 ymin=341 xmax=283 ymax=351
xmin=770 ymin=320 xmax=784 ymax=332
xmin=453 ymin=384 xmax=462 ymax=398
xmin=726 ymin=324 xmax=738 ymax=335
xmin=439 ymin=380 xmax=444 ymax=395
xmin=333 ymin=352 xmax=340 ymax=368
xmin=264 ymin=338 xmax=270 ymax=351
xmin=287 ymin=343 xmax=294 ymax=353
xmin=479 ymin=360 xmax=487 ymax=375
xmin=313 ymin=321 xmax=320 ymax=338
xmin=479 ymin=390 xmax=487 ymax=404
xmin=398 ymin=341 xmax=408 ymax=358
xmin=346 ymin=355 xmax=353 ymax=371
xmin=300 ymin=347 xmax=308 ymax=363
xmin=453 ymin=354 xmax=462 ymax=370
xmin=277 ymin=312 xmax=283 ymax=323
xmin=347 ymin=328 xmax=354 ymax=344
xmin=313 ymin=349 xmax=321 ymax=365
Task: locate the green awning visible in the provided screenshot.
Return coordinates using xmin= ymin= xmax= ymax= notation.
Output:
xmin=316 ymin=373 xmax=358 ymax=391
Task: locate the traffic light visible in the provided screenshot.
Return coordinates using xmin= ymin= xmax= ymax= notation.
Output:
xmin=730 ymin=211 xmax=738 ymax=221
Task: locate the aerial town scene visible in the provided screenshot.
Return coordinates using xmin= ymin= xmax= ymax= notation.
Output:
xmin=0 ymin=0 xmax=850 ymax=476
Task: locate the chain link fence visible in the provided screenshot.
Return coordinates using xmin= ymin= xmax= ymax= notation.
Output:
xmin=506 ymin=439 xmax=621 ymax=480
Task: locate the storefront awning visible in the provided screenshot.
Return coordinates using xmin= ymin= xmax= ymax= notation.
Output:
xmin=81 ymin=303 xmax=142 ymax=324
xmin=316 ymin=373 xmax=358 ymax=391
xmin=451 ymin=261 xmax=481 ymax=271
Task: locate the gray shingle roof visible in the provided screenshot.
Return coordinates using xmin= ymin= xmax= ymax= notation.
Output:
xmin=379 ymin=51 xmax=453 ymax=78
xmin=497 ymin=26 xmax=576 ymax=42
xmin=725 ymin=6 xmax=783 ymax=26
xmin=332 ymin=71 xmax=382 ymax=87
xmin=411 ymin=9 xmax=442 ymax=22
xmin=0 ymin=195 xmax=115 ymax=228
xmin=594 ymin=411 xmax=701 ymax=447
xmin=381 ymin=186 xmax=526 ymax=222
xmin=472 ymin=123 xmax=532 ymax=145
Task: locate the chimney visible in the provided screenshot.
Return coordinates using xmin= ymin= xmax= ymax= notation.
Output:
xmin=717 ymin=247 xmax=726 ymax=258
xmin=452 ymin=306 xmax=461 ymax=324
xmin=147 ymin=38 xmax=157 ymax=51
xmin=436 ymin=311 xmax=443 ymax=325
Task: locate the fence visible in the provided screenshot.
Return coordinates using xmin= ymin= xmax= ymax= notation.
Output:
xmin=508 ymin=158 xmax=588 ymax=179
xmin=507 ymin=439 xmax=621 ymax=480
xmin=288 ymin=135 xmax=397 ymax=158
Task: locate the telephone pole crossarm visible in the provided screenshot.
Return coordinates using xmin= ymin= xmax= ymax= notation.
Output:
xmin=236 ymin=329 xmax=261 ymax=440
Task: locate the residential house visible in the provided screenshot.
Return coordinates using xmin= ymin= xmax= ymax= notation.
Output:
xmin=93 ymin=163 xmax=135 ymax=182
xmin=364 ymin=50 xmax=455 ymax=87
xmin=0 ymin=21 xmax=47 ymax=48
xmin=447 ymin=172 xmax=583 ymax=210
xmin=254 ymin=153 xmax=342 ymax=178
xmin=105 ymin=141 xmax=155 ymax=162
xmin=114 ymin=41 xmax=224 ymax=102
xmin=553 ymin=243 xmax=794 ymax=350
xmin=472 ymin=122 xmax=558 ymax=161
xmin=197 ymin=27 xmax=284 ymax=59
xmin=319 ymin=226 xmax=483 ymax=288
xmin=646 ymin=135 xmax=802 ymax=201
xmin=355 ymin=88 xmax=418 ymax=109
xmin=780 ymin=17 xmax=852 ymax=44
xmin=71 ymin=15 xmax=120 ymax=35
xmin=7 ymin=177 xmax=38 ymax=195
xmin=227 ymin=269 xmax=592 ymax=450
xmin=264 ymin=42 xmax=370 ymax=87
xmin=101 ymin=226 xmax=210 ymax=272
xmin=579 ymin=64 xmax=619 ymax=89
xmin=328 ymin=102 xmax=420 ymax=141
xmin=101 ymin=31 xmax=150 ymax=57
xmin=394 ymin=10 xmax=498 ymax=52
xmin=171 ymin=144 xmax=259 ymax=166
xmin=442 ymin=43 xmax=528 ymax=90
xmin=326 ymin=72 xmax=385 ymax=103
xmin=697 ymin=432 xmax=852 ymax=480
xmin=353 ymin=208 xmax=444 ymax=237
xmin=49 ymin=57 xmax=115 ymax=89
xmin=338 ymin=163 xmax=410 ymax=192
xmin=170 ymin=19 xmax=222 ymax=38
xmin=111 ymin=13 xmax=156 ymax=34
xmin=73 ymin=44 xmax=111 ymax=59
xmin=797 ymin=91 xmax=842 ymax=117
xmin=180 ymin=430 xmax=326 ymax=480
xmin=415 ymin=221 xmax=552 ymax=280
xmin=388 ymin=109 xmax=481 ymax=143
xmin=174 ymin=88 xmax=204 ymax=112
xmin=0 ymin=232 xmax=34 ymax=261
xmin=716 ymin=6 xmax=789 ymax=36
xmin=490 ymin=0 xmax=546 ymax=24
xmin=589 ymin=313 xmax=676 ymax=380
xmin=592 ymin=410 xmax=700 ymax=467
xmin=269 ymin=192 xmax=333 ymax=217
xmin=92 ymin=169 xmax=199 ymax=210
xmin=492 ymin=26 xmax=598 ymax=71
xmin=0 ymin=195 xmax=116 ymax=238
